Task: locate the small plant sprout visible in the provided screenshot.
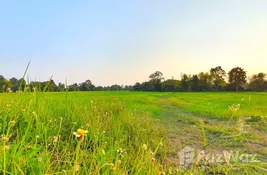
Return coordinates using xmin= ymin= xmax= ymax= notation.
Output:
xmin=73 ymin=129 xmax=89 ymax=141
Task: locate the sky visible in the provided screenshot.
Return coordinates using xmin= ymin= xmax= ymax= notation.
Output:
xmin=0 ymin=0 xmax=267 ymax=86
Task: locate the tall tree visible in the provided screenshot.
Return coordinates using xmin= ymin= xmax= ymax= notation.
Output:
xmin=133 ymin=82 xmax=142 ymax=91
xmin=162 ymin=79 xmax=181 ymax=92
xmin=141 ymin=81 xmax=153 ymax=91
xmin=198 ymin=72 xmax=212 ymax=91
xmin=68 ymin=83 xmax=79 ymax=91
xmin=58 ymin=83 xmax=65 ymax=91
xmin=210 ymin=66 xmax=227 ymax=91
xmin=228 ymin=67 xmax=247 ymax=92
xmin=249 ymin=72 xmax=267 ymax=91
xmin=47 ymin=80 xmax=58 ymax=92
xmin=10 ymin=77 xmax=20 ymax=92
xmin=149 ymin=71 xmax=164 ymax=91
xmin=189 ymin=75 xmax=200 ymax=91
xmin=0 ymin=75 xmax=6 ymax=92
xmin=79 ymin=80 xmax=94 ymax=91
xmin=181 ymin=73 xmax=190 ymax=91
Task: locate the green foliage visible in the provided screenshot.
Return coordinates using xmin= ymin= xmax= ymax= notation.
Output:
xmin=79 ymin=80 xmax=94 ymax=91
xmin=149 ymin=71 xmax=164 ymax=91
xmin=228 ymin=67 xmax=247 ymax=92
xmin=162 ymin=79 xmax=182 ymax=92
xmin=210 ymin=66 xmax=227 ymax=91
xmin=189 ymin=75 xmax=199 ymax=91
xmin=198 ymin=72 xmax=213 ymax=91
xmin=249 ymin=73 xmax=267 ymax=91
xmin=181 ymin=73 xmax=190 ymax=91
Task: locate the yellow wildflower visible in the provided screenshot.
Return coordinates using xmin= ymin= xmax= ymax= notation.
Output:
xmin=73 ymin=129 xmax=88 ymax=141
xmin=2 ymin=135 xmax=9 ymax=142
xmin=117 ymin=148 xmax=126 ymax=156
xmin=9 ymin=120 xmax=16 ymax=126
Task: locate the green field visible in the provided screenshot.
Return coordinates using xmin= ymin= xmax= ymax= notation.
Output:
xmin=0 ymin=91 xmax=266 ymax=174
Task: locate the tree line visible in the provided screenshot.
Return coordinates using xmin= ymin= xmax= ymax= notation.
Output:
xmin=133 ymin=66 xmax=267 ymax=92
xmin=0 ymin=75 xmax=133 ymax=93
xmin=0 ymin=66 xmax=266 ymax=93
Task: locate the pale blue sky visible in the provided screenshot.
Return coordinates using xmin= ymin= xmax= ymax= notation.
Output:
xmin=1 ymin=0 xmax=267 ymax=86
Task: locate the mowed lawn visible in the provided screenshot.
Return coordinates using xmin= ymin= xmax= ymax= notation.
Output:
xmin=0 ymin=91 xmax=266 ymax=174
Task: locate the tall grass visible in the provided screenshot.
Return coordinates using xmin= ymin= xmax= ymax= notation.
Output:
xmin=0 ymin=90 xmax=167 ymax=174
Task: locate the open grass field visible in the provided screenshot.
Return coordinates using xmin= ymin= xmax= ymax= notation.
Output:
xmin=0 ymin=91 xmax=266 ymax=174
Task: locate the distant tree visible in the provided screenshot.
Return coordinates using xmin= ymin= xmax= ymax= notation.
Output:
xmin=110 ymin=84 xmax=122 ymax=91
xmin=0 ymin=75 xmax=6 ymax=92
xmin=228 ymin=67 xmax=247 ymax=92
xmin=68 ymin=83 xmax=79 ymax=91
xmin=189 ymin=75 xmax=200 ymax=91
xmin=79 ymin=80 xmax=95 ymax=91
xmin=210 ymin=66 xmax=227 ymax=91
xmin=249 ymin=72 xmax=267 ymax=91
xmin=0 ymin=75 xmax=4 ymax=80
xmin=95 ymin=86 xmax=104 ymax=91
xmin=58 ymin=82 xmax=65 ymax=91
xmin=47 ymin=79 xmax=58 ymax=92
xmin=149 ymin=71 xmax=164 ymax=91
xmin=141 ymin=81 xmax=153 ymax=91
xmin=181 ymin=73 xmax=190 ymax=91
xmin=10 ymin=77 xmax=19 ymax=92
xmin=133 ymin=82 xmax=142 ymax=91
xmin=162 ymin=79 xmax=182 ymax=92
xmin=124 ymin=85 xmax=133 ymax=91
xmin=104 ymin=86 xmax=111 ymax=91
xmin=198 ymin=72 xmax=212 ymax=91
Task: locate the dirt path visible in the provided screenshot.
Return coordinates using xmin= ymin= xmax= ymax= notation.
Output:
xmin=157 ymin=98 xmax=267 ymax=166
